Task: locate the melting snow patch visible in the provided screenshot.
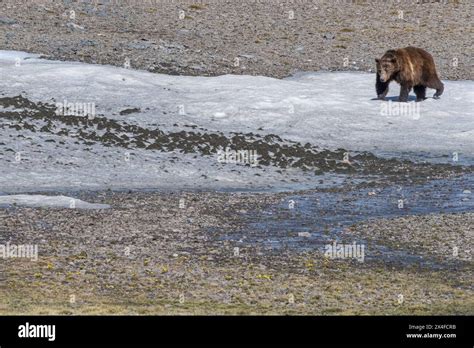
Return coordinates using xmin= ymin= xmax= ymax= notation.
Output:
xmin=0 ymin=195 xmax=110 ymax=209
xmin=0 ymin=50 xmax=473 ymax=192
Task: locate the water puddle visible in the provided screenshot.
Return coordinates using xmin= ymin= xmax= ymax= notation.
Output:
xmin=220 ymin=174 xmax=473 ymax=269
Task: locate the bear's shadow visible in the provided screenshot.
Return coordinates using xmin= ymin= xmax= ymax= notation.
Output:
xmin=370 ymin=95 xmax=418 ymax=102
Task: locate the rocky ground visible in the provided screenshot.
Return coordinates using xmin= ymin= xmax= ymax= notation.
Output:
xmin=344 ymin=212 xmax=473 ymax=262
xmin=0 ymin=0 xmax=473 ymax=315
xmin=0 ymin=191 xmax=472 ymax=315
xmin=0 ymin=0 xmax=472 ymax=79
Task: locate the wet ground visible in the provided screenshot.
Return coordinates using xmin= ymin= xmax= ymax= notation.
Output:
xmin=218 ymin=174 xmax=473 ymax=269
xmin=1 ymin=94 xmax=472 ymax=266
xmin=0 ymin=188 xmax=472 ymax=315
xmin=0 ymin=96 xmax=472 ymax=315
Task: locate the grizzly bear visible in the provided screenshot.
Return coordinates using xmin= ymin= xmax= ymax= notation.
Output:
xmin=375 ymin=47 xmax=444 ymax=102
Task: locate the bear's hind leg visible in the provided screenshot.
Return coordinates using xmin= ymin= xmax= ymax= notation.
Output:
xmin=414 ymin=85 xmax=427 ymax=102
xmin=428 ymin=78 xmax=444 ymax=99
xmin=433 ymin=81 xmax=444 ymax=99
xmin=399 ymin=83 xmax=411 ymax=102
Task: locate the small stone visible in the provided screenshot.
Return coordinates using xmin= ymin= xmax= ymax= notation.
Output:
xmin=0 ymin=16 xmax=17 ymax=25
xmin=128 ymin=40 xmax=154 ymax=50
xmin=79 ymin=39 xmax=96 ymax=47
xmin=66 ymin=22 xmax=85 ymax=31
xmin=190 ymin=65 xmax=205 ymax=71
xmin=323 ymin=33 xmax=335 ymax=40
xmin=238 ymin=54 xmax=255 ymax=59
xmin=298 ymin=232 xmax=311 ymax=238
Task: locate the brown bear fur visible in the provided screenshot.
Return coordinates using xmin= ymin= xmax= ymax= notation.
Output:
xmin=375 ymin=47 xmax=444 ymax=102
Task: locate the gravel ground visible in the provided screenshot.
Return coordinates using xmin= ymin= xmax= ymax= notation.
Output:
xmin=0 ymin=0 xmax=473 ymax=315
xmin=0 ymin=191 xmax=472 ymax=315
xmin=344 ymin=212 xmax=473 ymax=262
xmin=0 ymin=0 xmax=472 ymax=79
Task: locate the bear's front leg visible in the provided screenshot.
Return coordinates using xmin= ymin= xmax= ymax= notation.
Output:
xmin=399 ymin=84 xmax=411 ymax=102
xmin=376 ymin=74 xmax=390 ymax=100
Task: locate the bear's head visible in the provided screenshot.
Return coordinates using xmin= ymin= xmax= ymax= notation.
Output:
xmin=375 ymin=50 xmax=399 ymax=83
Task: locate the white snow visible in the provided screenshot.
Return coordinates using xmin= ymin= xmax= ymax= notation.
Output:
xmin=0 ymin=50 xmax=472 ymax=192
xmin=0 ymin=194 xmax=110 ymax=209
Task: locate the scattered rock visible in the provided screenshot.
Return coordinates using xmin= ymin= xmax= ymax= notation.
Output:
xmin=119 ymin=107 xmax=141 ymax=115
xmin=128 ymin=39 xmax=154 ymax=50
xmin=0 ymin=16 xmax=17 ymax=25
xmin=190 ymin=64 xmax=206 ymax=71
xmin=323 ymin=33 xmax=335 ymax=40
xmin=66 ymin=22 xmax=85 ymax=31
xmin=298 ymin=232 xmax=311 ymax=238
xmin=79 ymin=39 xmax=96 ymax=47
xmin=159 ymin=40 xmax=186 ymax=51
xmin=238 ymin=54 xmax=255 ymax=59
